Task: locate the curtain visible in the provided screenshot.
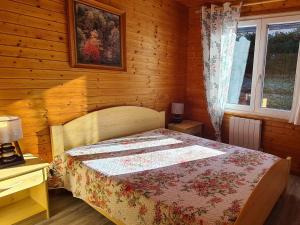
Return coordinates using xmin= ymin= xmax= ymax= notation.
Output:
xmin=289 ymin=78 xmax=300 ymax=125
xmin=201 ymin=2 xmax=241 ymax=141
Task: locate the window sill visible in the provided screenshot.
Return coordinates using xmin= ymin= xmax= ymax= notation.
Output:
xmin=224 ymin=109 xmax=289 ymax=123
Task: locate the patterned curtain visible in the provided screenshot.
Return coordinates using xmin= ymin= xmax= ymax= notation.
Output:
xmin=201 ymin=3 xmax=241 ymax=141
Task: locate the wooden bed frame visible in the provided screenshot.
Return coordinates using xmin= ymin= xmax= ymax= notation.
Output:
xmin=50 ymin=106 xmax=291 ymax=225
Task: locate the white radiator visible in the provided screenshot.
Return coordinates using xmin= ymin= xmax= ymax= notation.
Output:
xmin=229 ymin=116 xmax=262 ymax=150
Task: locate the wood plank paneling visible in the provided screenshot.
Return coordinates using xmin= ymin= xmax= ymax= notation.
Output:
xmin=0 ymin=0 xmax=188 ymax=162
xmin=185 ymin=1 xmax=300 ymax=174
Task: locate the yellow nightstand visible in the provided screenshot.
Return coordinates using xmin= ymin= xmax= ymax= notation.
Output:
xmin=0 ymin=154 xmax=49 ymax=225
xmin=168 ymin=120 xmax=203 ymax=137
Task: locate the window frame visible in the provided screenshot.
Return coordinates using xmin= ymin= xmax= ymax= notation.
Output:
xmin=226 ymin=13 xmax=300 ymax=120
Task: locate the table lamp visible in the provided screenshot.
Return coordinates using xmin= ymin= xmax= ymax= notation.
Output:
xmin=171 ymin=103 xmax=184 ymax=123
xmin=0 ymin=116 xmax=25 ymax=168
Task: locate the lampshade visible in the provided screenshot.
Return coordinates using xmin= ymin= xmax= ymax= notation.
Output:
xmin=0 ymin=116 xmax=23 ymax=143
xmin=171 ymin=103 xmax=184 ymax=115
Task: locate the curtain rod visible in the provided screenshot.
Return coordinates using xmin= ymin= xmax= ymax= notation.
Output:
xmin=195 ymin=0 xmax=286 ymax=13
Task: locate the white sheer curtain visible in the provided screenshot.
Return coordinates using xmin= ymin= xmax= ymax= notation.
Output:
xmin=290 ymin=103 xmax=300 ymax=125
xmin=201 ymin=3 xmax=241 ymax=141
xmin=289 ymin=75 xmax=300 ymax=125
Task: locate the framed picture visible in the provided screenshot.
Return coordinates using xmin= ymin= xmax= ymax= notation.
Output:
xmin=67 ymin=0 xmax=126 ymax=70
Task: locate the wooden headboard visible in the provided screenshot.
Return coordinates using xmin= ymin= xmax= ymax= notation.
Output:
xmin=50 ymin=106 xmax=165 ymax=158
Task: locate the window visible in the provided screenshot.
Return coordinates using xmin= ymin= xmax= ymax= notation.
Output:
xmin=262 ymin=22 xmax=300 ymax=111
xmin=226 ymin=14 xmax=300 ymax=119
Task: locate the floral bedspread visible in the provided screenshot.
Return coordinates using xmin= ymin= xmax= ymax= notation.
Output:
xmin=49 ymin=128 xmax=280 ymax=225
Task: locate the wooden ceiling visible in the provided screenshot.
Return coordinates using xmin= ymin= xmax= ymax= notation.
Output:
xmin=175 ymin=0 xmax=229 ymax=7
xmin=175 ymin=0 xmax=288 ymax=7
xmin=175 ymin=0 xmax=300 ymax=15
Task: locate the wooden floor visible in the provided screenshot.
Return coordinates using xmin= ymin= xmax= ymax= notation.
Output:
xmin=265 ymin=175 xmax=300 ymax=225
xmin=37 ymin=175 xmax=300 ymax=225
xmin=36 ymin=189 xmax=115 ymax=225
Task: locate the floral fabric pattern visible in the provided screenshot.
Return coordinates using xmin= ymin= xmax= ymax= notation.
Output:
xmin=49 ymin=128 xmax=279 ymax=225
xmin=182 ymin=170 xmax=246 ymax=198
xmin=202 ymin=3 xmax=241 ymax=141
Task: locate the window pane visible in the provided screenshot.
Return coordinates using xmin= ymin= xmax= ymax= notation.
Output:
xmin=262 ymin=22 xmax=300 ymax=110
xmin=228 ymin=26 xmax=256 ymax=106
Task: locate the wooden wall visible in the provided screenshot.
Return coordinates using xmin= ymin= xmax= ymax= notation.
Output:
xmin=0 ymin=0 xmax=188 ymax=162
xmin=185 ymin=1 xmax=300 ymax=174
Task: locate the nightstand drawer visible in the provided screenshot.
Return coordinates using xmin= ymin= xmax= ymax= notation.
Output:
xmin=168 ymin=120 xmax=203 ymax=137
xmin=0 ymin=170 xmax=45 ymax=198
xmin=170 ymin=125 xmax=202 ymax=135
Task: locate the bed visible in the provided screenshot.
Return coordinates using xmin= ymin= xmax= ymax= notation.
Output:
xmin=49 ymin=106 xmax=291 ymax=225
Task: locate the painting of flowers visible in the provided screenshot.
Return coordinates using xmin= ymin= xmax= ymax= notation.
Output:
xmin=67 ymin=0 xmax=126 ymax=70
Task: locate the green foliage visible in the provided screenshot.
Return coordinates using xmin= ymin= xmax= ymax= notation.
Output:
xmin=235 ymin=25 xmax=300 ymax=110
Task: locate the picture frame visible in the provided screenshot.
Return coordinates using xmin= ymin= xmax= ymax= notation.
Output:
xmin=67 ymin=0 xmax=126 ymax=71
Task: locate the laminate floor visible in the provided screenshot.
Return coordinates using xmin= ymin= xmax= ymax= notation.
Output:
xmin=265 ymin=175 xmax=300 ymax=225
xmin=37 ymin=175 xmax=300 ymax=225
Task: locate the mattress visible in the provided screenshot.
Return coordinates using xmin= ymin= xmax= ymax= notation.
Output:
xmin=49 ymin=128 xmax=279 ymax=225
